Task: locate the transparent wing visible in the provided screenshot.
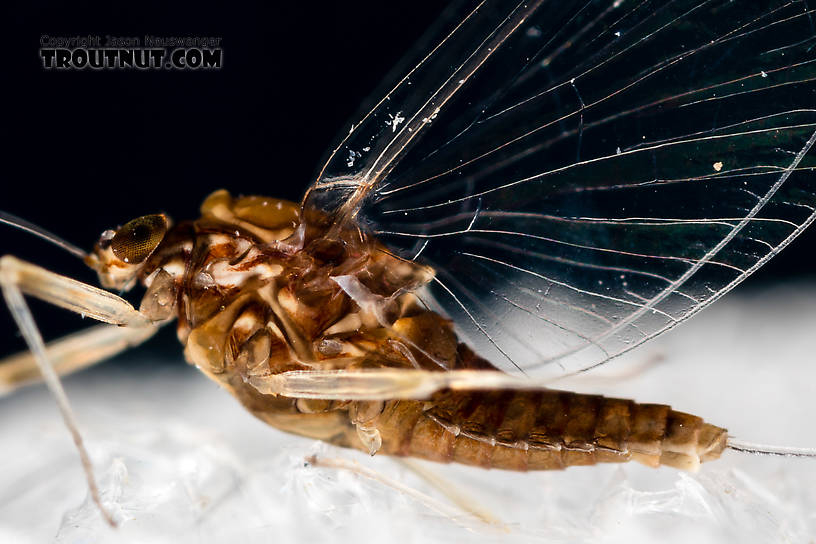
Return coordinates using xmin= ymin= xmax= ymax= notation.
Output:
xmin=304 ymin=0 xmax=546 ymax=222
xmin=306 ymin=0 xmax=816 ymax=378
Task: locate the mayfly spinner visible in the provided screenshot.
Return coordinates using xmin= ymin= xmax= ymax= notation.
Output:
xmin=3 ymin=0 xmax=816 ymax=526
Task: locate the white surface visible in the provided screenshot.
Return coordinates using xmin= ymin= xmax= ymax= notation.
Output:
xmin=1 ymin=284 xmax=815 ymax=543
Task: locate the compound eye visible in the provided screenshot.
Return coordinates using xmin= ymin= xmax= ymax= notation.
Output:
xmin=111 ymin=214 xmax=168 ymax=264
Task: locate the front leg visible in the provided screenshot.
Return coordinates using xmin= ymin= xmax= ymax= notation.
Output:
xmin=0 ymin=255 xmax=160 ymax=526
xmin=0 ymin=255 xmax=150 ymax=326
xmin=0 ymin=323 xmax=159 ymax=394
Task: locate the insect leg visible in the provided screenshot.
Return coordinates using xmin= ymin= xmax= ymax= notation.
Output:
xmin=0 ymin=255 xmax=157 ymax=527
xmin=307 ymin=454 xmax=499 ymax=531
xmin=0 ymin=323 xmax=159 ymax=395
xmin=395 ymin=458 xmax=502 ymax=528
xmin=0 ymin=255 xmax=150 ymax=326
xmin=247 ymin=368 xmax=553 ymax=401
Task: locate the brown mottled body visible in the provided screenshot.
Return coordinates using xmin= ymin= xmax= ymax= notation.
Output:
xmin=368 ymin=377 xmax=727 ymax=472
xmin=132 ymin=190 xmax=727 ymax=473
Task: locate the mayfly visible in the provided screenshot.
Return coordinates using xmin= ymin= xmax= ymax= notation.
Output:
xmin=3 ymin=0 xmax=816 ymax=526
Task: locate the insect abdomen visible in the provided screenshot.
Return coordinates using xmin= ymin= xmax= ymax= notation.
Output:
xmin=373 ymin=390 xmax=728 ymax=472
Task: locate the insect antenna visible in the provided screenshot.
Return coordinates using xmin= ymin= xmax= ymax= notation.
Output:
xmin=0 ymin=210 xmax=88 ymax=259
xmin=727 ymin=437 xmax=816 ymax=458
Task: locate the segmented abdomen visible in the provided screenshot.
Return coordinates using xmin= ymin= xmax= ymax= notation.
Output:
xmin=368 ymin=389 xmax=728 ymax=472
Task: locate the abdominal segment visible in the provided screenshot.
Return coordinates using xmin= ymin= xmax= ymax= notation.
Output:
xmin=356 ymin=386 xmax=728 ymax=472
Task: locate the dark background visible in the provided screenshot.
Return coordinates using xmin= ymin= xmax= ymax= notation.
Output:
xmin=3 ymin=1 xmax=815 ymax=361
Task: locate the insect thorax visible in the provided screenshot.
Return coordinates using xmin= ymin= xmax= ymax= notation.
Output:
xmin=135 ymin=190 xmax=440 ymax=436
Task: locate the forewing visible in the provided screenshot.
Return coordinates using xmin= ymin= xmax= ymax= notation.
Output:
xmin=305 ymin=0 xmax=546 ymax=221
xmin=307 ymin=0 xmax=816 ymax=378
